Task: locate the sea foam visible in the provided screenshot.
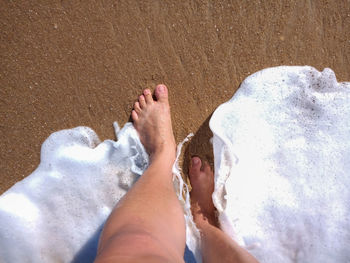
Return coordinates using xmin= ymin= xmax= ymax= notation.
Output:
xmin=210 ymin=66 xmax=350 ymax=262
xmin=0 ymin=124 xmax=151 ymax=262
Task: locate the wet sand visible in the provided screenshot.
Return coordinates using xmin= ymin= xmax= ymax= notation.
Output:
xmin=1 ymin=1 xmax=350 ymax=193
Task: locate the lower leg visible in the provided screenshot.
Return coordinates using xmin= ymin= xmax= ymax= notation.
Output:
xmin=189 ymin=157 xmax=259 ymax=263
xmin=95 ymin=85 xmax=185 ymax=263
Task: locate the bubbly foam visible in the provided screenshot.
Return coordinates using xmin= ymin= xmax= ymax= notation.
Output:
xmin=210 ymin=66 xmax=350 ymax=262
xmin=0 ymin=123 xmax=151 ymax=262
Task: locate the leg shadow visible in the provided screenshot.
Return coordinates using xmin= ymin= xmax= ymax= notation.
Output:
xmin=184 ymin=245 xmax=197 ymax=263
xmin=71 ymin=222 xmax=104 ymax=263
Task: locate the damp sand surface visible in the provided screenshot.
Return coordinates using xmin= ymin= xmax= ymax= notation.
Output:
xmin=1 ymin=1 xmax=350 ymax=193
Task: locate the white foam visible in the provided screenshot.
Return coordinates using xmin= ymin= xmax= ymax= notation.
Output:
xmin=0 ymin=123 xmax=151 ymax=262
xmin=210 ymin=66 xmax=350 ymax=262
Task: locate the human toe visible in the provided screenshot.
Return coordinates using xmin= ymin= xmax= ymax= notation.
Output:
xmin=189 ymin=156 xmax=202 ymax=180
xmin=155 ymin=84 xmax=169 ymax=103
xmin=202 ymin=161 xmax=212 ymax=174
xmin=131 ymin=110 xmax=138 ymax=122
xmin=139 ymin=95 xmax=146 ymax=108
xmin=134 ymin=101 xmax=141 ymax=113
xmin=143 ymin=89 xmax=154 ymax=104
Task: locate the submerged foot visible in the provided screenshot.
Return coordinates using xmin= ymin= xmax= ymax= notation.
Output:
xmin=189 ymin=157 xmax=218 ymax=228
xmin=131 ymin=84 xmax=176 ymax=161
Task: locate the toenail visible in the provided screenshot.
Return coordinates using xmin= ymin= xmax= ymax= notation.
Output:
xmin=192 ymin=157 xmax=200 ymax=165
xmin=158 ymin=85 xmax=165 ymax=92
xmin=144 ymin=89 xmax=150 ymax=95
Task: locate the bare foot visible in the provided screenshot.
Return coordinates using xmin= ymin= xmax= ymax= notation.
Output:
xmin=190 ymin=157 xmax=260 ymax=263
xmin=189 ymin=156 xmax=218 ymax=228
xmin=131 ymin=84 xmax=176 ymax=161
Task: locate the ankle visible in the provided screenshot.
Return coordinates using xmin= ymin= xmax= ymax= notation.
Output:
xmin=150 ymin=143 xmax=176 ymax=161
xmin=149 ymin=147 xmax=176 ymax=166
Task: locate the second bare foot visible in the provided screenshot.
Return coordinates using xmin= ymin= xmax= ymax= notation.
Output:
xmin=189 ymin=156 xmax=218 ymax=228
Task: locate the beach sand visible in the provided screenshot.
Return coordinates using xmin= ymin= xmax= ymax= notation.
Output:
xmin=1 ymin=0 xmax=350 ymax=193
